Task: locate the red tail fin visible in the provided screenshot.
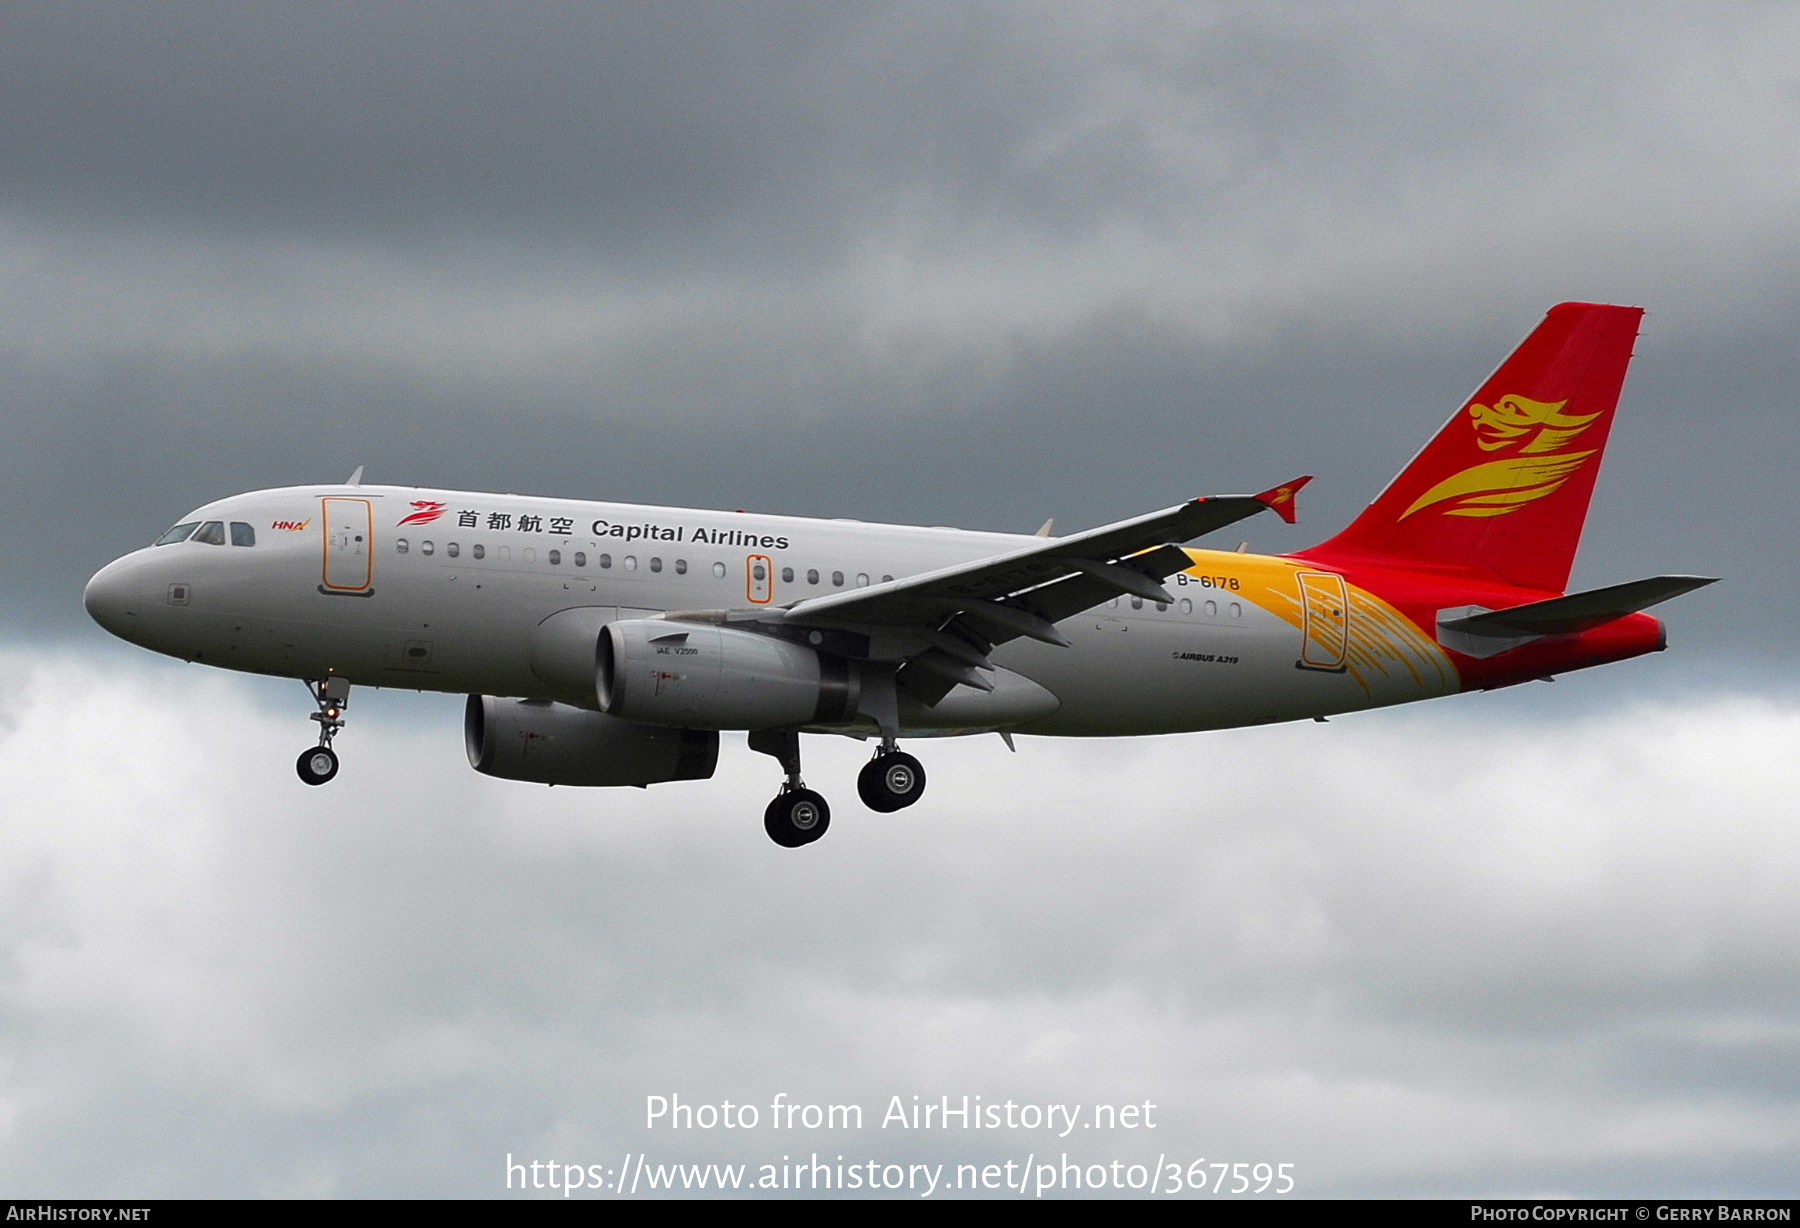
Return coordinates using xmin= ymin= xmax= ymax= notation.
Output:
xmin=1300 ymin=302 xmax=1643 ymax=593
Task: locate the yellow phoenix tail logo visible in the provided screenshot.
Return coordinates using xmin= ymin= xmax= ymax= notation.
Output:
xmin=1401 ymin=394 xmax=1602 ymax=520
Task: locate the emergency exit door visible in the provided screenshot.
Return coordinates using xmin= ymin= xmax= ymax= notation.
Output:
xmin=746 ymin=554 xmax=773 ymax=604
xmin=322 ymin=498 xmax=374 ymax=592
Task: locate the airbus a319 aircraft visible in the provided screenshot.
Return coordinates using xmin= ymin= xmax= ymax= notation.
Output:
xmin=85 ymin=303 xmax=1713 ymax=846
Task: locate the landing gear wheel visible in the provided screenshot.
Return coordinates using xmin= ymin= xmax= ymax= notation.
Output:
xmin=296 ymin=745 xmax=340 ymax=786
xmin=858 ymin=751 xmax=926 ymax=812
xmin=764 ymin=788 xmax=831 ymax=848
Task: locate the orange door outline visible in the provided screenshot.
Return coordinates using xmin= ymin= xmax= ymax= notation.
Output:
xmin=746 ymin=553 xmax=773 ymax=604
xmin=321 ymin=498 xmax=374 ymax=591
xmin=1295 ymin=571 xmax=1349 ymax=672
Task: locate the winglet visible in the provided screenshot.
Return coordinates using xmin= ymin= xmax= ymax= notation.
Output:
xmin=346 ymin=465 xmax=365 ymax=487
xmin=1254 ymin=475 xmax=1312 ymax=524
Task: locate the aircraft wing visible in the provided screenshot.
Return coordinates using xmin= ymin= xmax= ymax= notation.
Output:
xmin=779 ymin=478 xmax=1310 ymax=674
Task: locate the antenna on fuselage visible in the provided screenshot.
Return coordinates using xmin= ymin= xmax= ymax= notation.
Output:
xmin=345 ymin=466 xmax=365 ymax=487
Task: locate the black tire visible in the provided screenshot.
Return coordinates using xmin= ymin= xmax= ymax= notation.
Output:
xmin=764 ymin=788 xmax=830 ymax=847
xmin=296 ymin=745 xmax=339 ymax=786
xmin=857 ymin=751 xmax=926 ymax=812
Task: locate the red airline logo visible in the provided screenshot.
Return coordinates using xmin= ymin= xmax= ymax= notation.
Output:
xmin=397 ymin=500 xmax=448 ymax=527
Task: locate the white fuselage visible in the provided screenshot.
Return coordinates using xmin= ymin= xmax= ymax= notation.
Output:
xmin=84 ymin=484 xmax=1457 ymax=737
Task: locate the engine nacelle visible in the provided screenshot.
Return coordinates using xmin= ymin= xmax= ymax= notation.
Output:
xmin=464 ymin=695 xmax=718 ymax=787
xmin=598 ymin=620 xmax=859 ymax=729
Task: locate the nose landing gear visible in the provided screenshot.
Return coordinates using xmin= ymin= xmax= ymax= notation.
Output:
xmin=296 ymin=677 xmax=350 ymax=786
xmin=857 ymin=745 xmax=926 ymax=812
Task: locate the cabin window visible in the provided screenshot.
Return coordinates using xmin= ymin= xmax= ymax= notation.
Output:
xmin=832 ymin=571 xmax=844 ymax=587
xmin=624 ymin=556 xmax=638 ymax=571
xmin=1156 ymin=600 xmax=1168 ymax=612
xmin=154 ymin=522 xmax=200 ymax=546
xmin=753 ymin=562 xmax=767 ymax=581
xmin=856 ymin=573 xmax=869 ymax=587
xmin=781 ymin=567 xmax=794 ymax=583
xmin=192 ymin=521 xmax=226 ymax=546
xmin=807 ymin=569 xmax=820 ymax=585
xmin=229 ymin=522 xmax=256 ymax=547
xmin=473 ymin=544 xmax=485 ymax=560
xmin=1229 ymin=602 xmax=1242 ymax=618
xmin=1179 ymin=598 xmax=1193 ymax=614
xmin=446 ymin=542 xmax=460 ymax=558
xmin=713 ymin=561 xmax=727 ymax=578
xmin=421 ymin=540 xmax=434 ymax=556
xmin=675 ymin=559 xmax=688 ymax=575
xmin=882 ymin=575 xmax=893 ymax=583
xmin=523 ymin=547 xmax=536 ymax=563
xmin=396 ymin=538 xmax=409 ymax=554
xmin=548 ymin=549 xmax=561 ymax=565
xmin=649 ymin=557 xmax=662 ymax=573
xmin=574 ymin=551 xmax=586 ymax=567
xmin=599 ymin=553 xmax=612 ymax=568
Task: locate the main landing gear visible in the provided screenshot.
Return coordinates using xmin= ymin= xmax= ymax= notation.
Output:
xmin=857 ymin=746 xmax=926 ymax=813
xmin=296 ymin=677 xmax=350 ymax=786
xmin=750 ymin=730 xmax=830 ymax=848
xmin=749 ymin=731 xmax=929 ymax=847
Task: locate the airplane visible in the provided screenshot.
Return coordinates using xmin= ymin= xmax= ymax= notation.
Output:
xmin=83 ymin=302 xmax=1714 ymax=847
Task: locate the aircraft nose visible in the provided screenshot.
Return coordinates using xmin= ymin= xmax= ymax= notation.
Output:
xmin=83 ymin=556 xmax=143 ymax=639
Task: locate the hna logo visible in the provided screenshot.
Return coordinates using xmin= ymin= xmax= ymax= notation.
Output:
xmin=1400 ymin=394 xmax=1603 ymax=521
xmin=271 ymin=519 xmax=311 ymax=531
xmin=397 ymin=500 xmax=448 ymax=527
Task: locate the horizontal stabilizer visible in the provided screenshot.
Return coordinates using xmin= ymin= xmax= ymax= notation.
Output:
xmin=1438 ymin=575 xmax=1716 ymax=657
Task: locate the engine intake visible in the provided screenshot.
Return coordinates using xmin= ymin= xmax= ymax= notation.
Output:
xmin=598 ymin=620 xmax=859 ymax=729
xmin=465 ymin=695 xmax=717 ymax=787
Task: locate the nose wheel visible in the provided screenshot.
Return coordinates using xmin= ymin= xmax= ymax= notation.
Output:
xmin=297 ymin=677 xmax=350 ymax=786
xmin=857 ymin=749 xmax=926 ymax=812
xmin=296 ymin=745 xmax=339 ymax=785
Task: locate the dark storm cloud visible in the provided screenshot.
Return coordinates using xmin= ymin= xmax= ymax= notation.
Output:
xmin=5 ymin=3 xmax=1778 ymax=262
xmin=0 ymin=2 xmax=840 ymax=253
xmin=0 ymin=1 xmax=1115 ymax=264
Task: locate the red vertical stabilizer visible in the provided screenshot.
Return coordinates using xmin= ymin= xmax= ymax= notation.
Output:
xmin=1299 ymin=303 xmax=1643 ymax=593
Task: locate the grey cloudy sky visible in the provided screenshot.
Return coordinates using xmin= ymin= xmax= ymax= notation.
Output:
xmin=0 ymin=1 xmax=1797 ymax=1198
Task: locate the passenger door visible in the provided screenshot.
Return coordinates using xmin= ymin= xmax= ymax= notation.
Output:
xmin=321 ymin=498 xmax=374 ymax=592
xmin=1295 ymin=571 xmax=1349 ymax=672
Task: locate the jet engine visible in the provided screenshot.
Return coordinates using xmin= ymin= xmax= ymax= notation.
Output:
xmin=464 ymin=695 xmax=718 ymax=787
xmin=598 ymin=620 xmax=860 ymax=729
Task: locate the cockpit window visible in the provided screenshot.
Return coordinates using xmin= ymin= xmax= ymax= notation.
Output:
xmin=229 ymin=522 xmax=256 ymax=547
xmin=153 ymin=522 xmax=200 ymax=546
xmin=192 ymin=521 xmax=226 ymax=546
